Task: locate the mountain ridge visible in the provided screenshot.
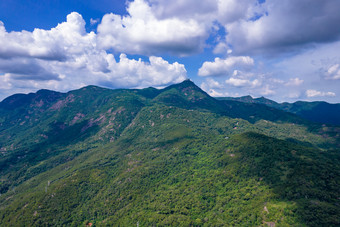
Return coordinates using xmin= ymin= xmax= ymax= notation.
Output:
xmin=218 ymin=95 xmax=340 ymax=125
xmin=3 ymin=80 xmax=339 ymax=126
xmin=0 ymin=80 xmax=322 ymax=125
xmin=0 ymin=80 xmax=339 ymax=226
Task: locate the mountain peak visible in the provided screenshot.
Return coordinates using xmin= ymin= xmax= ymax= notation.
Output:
xmin=151 ymin=79 xmax=230 ymax=114
xmin=162 ymin=79 xmax=204 ymax=93
xmin=180 ymin=79 xmax=195 ymax=85
xmin=74 ymin=85 xmax=107 ymax=92
xmin=36 ymin=89 xmax=60 ymax=95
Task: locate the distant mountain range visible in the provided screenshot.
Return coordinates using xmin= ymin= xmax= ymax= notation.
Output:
xmin=0 ymin=80 xmax=339 ymax=226
xmin=218 ymin=95 xmax=340 ymax=126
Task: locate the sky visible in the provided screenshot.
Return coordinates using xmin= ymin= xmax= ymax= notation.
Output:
xmin=1 ymin=0 xmax=340 ymax=103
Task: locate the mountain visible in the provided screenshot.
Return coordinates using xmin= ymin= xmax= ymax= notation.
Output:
xmin=219 ymin=96 xmax=340 ymax=126
xmin=0 ymin=80 xmax=339 ymax=226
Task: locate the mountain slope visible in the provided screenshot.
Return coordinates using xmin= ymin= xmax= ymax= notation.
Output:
xmin=0 ymin=86 xmax=147 ymax=194
xmin=0 ymin=81 xmax=339 ymax=226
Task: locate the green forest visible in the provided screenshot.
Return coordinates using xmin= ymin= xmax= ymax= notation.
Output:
xmin=0 ymin=80 xmax=339 ymax=226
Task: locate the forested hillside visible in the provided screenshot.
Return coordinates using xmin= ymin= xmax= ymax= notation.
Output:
xmin=0 ymin=80 xmax=339 ymax=226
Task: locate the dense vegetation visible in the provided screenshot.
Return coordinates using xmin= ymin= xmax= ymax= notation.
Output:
xmin=0 ymin=80 xmax=339 ymax=226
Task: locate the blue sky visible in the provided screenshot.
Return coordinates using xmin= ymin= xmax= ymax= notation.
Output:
xmin=1 ymin=0 xmax=340 ymax=103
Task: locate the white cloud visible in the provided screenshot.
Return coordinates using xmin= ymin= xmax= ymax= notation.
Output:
xmin=201 ymin=78 xmax=223 ymax=90
xmin=213 ymin=42 xmax=230 ymax=55
xmin=146 ymin=0 xmax=258 ymax=28
xmin=146 ymin=0 xmax=340 ymax=56
xmin=97 ymin=0 xmax=208 ymax=56
xmin=0 ymin=12 xmax=95 ymax=61
xmin=149 ymin=0 xmax=219 ymax=21
xmin=324 ymin=64 xmax=340 ymax=80
xmin=198 ymin=56 xmax=254 ymax=77
xmin=200 ymin=78 xmax=231 ymax=97
xmin=100 ymin=53 xmax=187 ymax=88
xmin=0 ymin=11 xmax=188 ymax=100
xmin=223 ymin=0 xmax=340 ymax=54
xmin=259 ymin=84 xmax=275 ymax=96
xmin=306 ymin=89 xmax=336 ymax=98
xmin=217 ymin=0 xmax=257 ymax=24
xmin=285 ymin=78 xmax=304 ymax=86
xmin=270 ymin=41 xmax=340 ymax=101
xmin=206 ymin=89 xmax=230 ymax=97
xmin=232 ymin=69 xmax=255 ymax=79
xmin=0 ymin=53 xmax=187 ymax=99
xmin=225 ymin=78 xmax=260 ymax=87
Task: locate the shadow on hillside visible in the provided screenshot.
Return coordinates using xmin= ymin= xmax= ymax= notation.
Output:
xmin=232 ymin=132 xmax=340 ymax=226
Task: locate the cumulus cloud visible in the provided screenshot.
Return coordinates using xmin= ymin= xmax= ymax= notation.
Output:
xmin=0 ymin=52 xmax=187 ymax=99
xmin=0 ymin=11 xmax=188 ymax=100
xmin=122 ymin=0 xmax=260 ymax=56
xmin=213 ymin=42 xmax=231 ymax=55
xmin=198 ymin=56 xmax=254 ymax=77
xmin=200 ymin=78 xmax=229 ymax=97
xmin=223 ymin=0 xmax=340 ymax=54
xmin=306 ymin=89 xmax=336 ymax=98
xmin=324 ymin=64 xmax=340 ymax=80
xmin=206 ymin=89 xmax=230 ymax=97
xmin=0 ymin=12 xmax=95 ymax=61
xmin=99 ymin=54 xmax=187 ymax=88
xmin=97 ymin=0 xmax=208 ymax=56
xmin=225 ymin=78 xmax=260 ymax=87
xmin=0 ymin=51 xmax=186 ymax=92
xmin=201 ymin=78 xmax=222 ymax=90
